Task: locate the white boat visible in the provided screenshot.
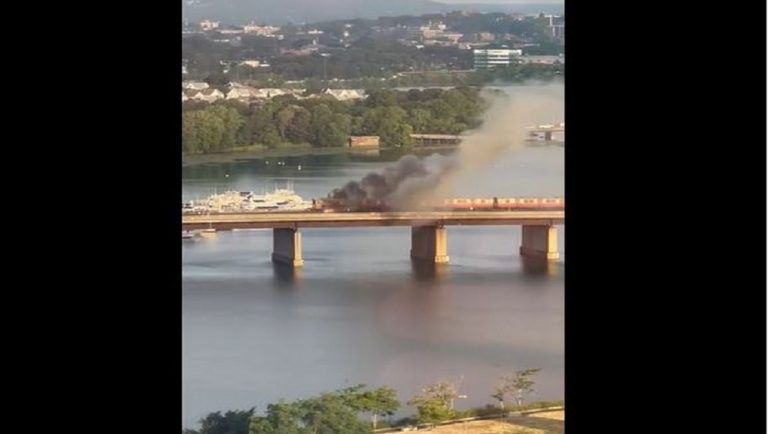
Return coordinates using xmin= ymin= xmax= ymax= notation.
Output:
xmin=190 ymin=187 xmax=313 ymax=213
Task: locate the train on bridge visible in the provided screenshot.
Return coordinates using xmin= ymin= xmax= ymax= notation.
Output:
xmin=312 ymin=196 xmax=564 ymax=213
xmin=182 ymin=189 xmax=564 ymax=215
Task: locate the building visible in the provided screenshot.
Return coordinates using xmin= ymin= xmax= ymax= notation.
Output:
xmin=225 ymin=86 xmax=259 ymax=100
xmin=185 ymin=88 xmax=225 ymax=103
xmin=243 ymin=23 xmax=280 ymax=36
xmin=323 ymin=89 xmax=364 ymax=101
xmin=439 ymin=32 xmax=464 ymax=44
xmin=347 ymin=136 xmax=380 ymax=148
xmin=199 ymin=20 xmax=220 ymax=31
xmin=552 ymin=24 xmax=565 ymax=40
xmin=475 ymin=32 xmax=495 ymax=42
xmin=182 ymin=81 xmax=209 ymax=90
xmin=473 ymin=49 xmax=522 ymax=69
xmin=410 ymin=134 xmax=462 ymax=147
xmin=544 ymin=15 xmax=565 ymax=40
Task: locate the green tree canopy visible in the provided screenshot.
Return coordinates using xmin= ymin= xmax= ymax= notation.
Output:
xmin=407 ymin=381 xmax=459 ymax=426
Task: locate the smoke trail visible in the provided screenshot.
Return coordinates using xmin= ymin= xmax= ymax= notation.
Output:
xmin=328 ymin=82 xmax=564 ymax=210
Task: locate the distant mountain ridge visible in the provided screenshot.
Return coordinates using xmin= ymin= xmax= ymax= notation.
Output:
xmin=182 ymin=0 xmax=564 ymax=25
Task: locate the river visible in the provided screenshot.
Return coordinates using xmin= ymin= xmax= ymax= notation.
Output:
xmin=182 ymin=143 xmax=564 ymax=428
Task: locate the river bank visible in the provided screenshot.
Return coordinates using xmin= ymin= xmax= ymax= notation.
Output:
xmin=183 ymin=145 xmax=347 ymax=166
xmin=426 ymin=410 xmax=564 ymax=434
xmin=181 ymin=144 xmax=464 ymax=166
xmin=182 ymin=141 xmax=562 ymax=167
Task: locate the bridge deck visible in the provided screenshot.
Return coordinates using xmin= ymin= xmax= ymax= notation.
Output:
xmin=182 ymin=211 xmax=565 ymax=230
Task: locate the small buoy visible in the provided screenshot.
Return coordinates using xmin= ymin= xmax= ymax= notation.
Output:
xmin=265 ymin=161 xmax=270 ymax=165
xmin=225 ymin=174 xmax=229 ymax=178
xmin=297 ymin=165 xmax=302 ymax=171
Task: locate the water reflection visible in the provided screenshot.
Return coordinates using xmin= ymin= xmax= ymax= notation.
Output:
xmin=521 ymin=257 xmax=559 ymax=277
xmin=349 ymin=148 xmax=381 ymax=157
xmin=272 ymin=262 xmax=303 ymax=287
xmin=411 ymin=260 xmax=449 ymax=282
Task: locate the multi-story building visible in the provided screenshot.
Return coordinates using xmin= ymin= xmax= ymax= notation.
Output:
xmin=473 ymin=49 xmax=522 ymax=69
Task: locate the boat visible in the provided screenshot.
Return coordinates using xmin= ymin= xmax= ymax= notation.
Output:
xmin=198 ymin=228 xmax=217 ymax=238
xmin=185 ymin=187 xmax=313 ymax=214
xmin=182 ymin=231 xmax=196 ymax=240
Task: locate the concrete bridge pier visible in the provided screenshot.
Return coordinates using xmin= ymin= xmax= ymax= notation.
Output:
xmin=410 ymin=225 xmax=449 ymax=264
xmin=520 ymin=225 xmax=559 ymax=260
xmin=544 ymin=131 xmax=552 ymax=141
xmin=272 ymin=228 xmax=304 ymax=267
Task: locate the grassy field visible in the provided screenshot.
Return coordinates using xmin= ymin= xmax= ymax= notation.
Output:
xmin=422 ymin=410 xmax=564 ymax=434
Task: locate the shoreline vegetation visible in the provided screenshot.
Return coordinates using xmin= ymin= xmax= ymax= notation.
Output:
xmin=183 ymin=400 xmax=564 ymax=434
xmin=181 ymin=140 xmax=563 ymax=167
xmin=183 ymin=86 xmax=491 ymax=156
xmin=182 ymin=371 xmax=562 ymax=434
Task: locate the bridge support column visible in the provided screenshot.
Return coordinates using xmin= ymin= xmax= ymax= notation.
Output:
xmin=520 ymin=225 xmax=559 ymax=260
xmin=272 ymin=228 xmax=304 ymax=267
xmin=544 ymin=131 xmax=552 ymax=141
xmin=410 ymin=226 xmax=449 ymax=264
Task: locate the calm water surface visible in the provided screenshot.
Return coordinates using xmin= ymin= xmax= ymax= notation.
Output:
xmin=182 ymin=144 xmax=564 ymax=428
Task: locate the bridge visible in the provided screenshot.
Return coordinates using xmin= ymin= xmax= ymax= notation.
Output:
xmin=183 ymin=210 xmax=564 ymax=267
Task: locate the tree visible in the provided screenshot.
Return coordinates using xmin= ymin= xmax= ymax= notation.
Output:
xmin=284 ymin=107 xmax=313 ymax=144
xmin=364 ymin=387 xmax=400 ymax=429
xmin=409 ymin=398 xmax=454 ymax=426
xmin=299 ymin=393 xmax=370 ymax=434
xmin=205 ymin=72 xmax=231 ymax=90
xmin=207 ymin=105 xmax=243 ymax=150
xmin=407 ymin=109 xmax=432 ymax=133
xmin=493 ymin=368 xmax=541 ymax=409
xmin=191 ymin=409 xmax=254 ymax=434
xmin=249 ymin=401 xmax=304 ymax=434
xmin=247 ymin=109 xmax=281 ymax=148
xmin=364 ymin=89 xmax=398 ymax=107
xmin=311 ymin=104 xmax=350 ymax=147
xmin=275 ymin=105 xmax=298 ymax=140
xmin=407 ymin=381 xmax=458 ymax=426
xmin=338 ymin=384 xmax=400 ymax=430
xmin=361 ymin=106 xmax=411 ymax=147
xmin=186 ymin=109 xmax=226 ymax=153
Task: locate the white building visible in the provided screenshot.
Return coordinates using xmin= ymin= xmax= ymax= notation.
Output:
xmin=323 ymin=89 xmax=364 ymax=101
xmin=243 ymin=23 xmax=280 ymax=36
xmin=186 ymin=88 xmax=224 ymax=103
xmin=473 ymin=49 xmax=522 ymax=69
xmin=199 ymin=20 xmax=220 ymax=31
xmin=182 ymin=81 xmax=209 ymax=90
xmin=226 ymin=87 xmax=259 ymax=100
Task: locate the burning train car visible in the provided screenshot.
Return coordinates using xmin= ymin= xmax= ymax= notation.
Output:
xmin=312 ymin=196 xmax=564 ymax=212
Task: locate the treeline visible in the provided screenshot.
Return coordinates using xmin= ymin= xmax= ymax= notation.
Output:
xmin=183 ymin=35 xmax=471 ymax=81
xmin=182 ymin=87 xmax=492 ymax=154
xmin=182 ymin=369 xmax=552 ymax=434
xmin=270 ymin=42 xmax=472 ymax=81
xmin=196 ymin=62 xmax=562 ymax=91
